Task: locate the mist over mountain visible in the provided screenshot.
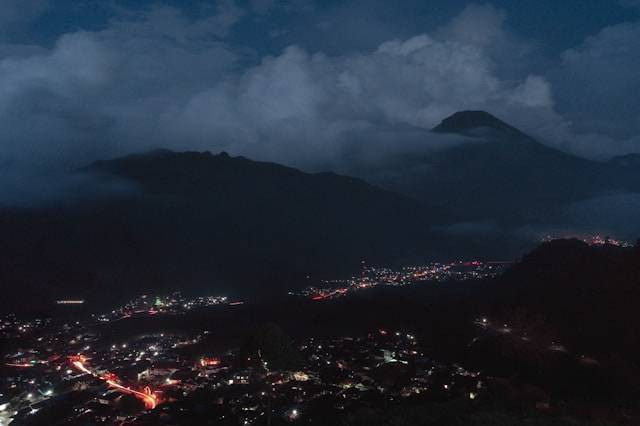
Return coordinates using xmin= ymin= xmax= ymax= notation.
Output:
xmin=2 ymin=111 xmax=639 ymax=312
xmin=3 ymin=148 xmax=530 ymax=312
xmin=1 ymin=110 xmax=639 ymax=314
xmin=360 ymin=111 xmax=640 ymax=236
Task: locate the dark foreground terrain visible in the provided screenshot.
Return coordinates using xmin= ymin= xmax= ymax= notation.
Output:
xmin=2 ymin=239 xmax=640 ymax=425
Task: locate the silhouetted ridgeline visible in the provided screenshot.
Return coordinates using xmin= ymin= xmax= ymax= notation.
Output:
xmin=2 ymin=150 xmax=518 ymax=313
xmin=491 ymin=239 xmax=640 ymax=358
xmin=365 ymin=111 xmax=640 ymax=225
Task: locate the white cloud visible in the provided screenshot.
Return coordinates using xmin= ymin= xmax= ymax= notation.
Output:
xmin=437 ymin=3 xmax=507 ymax=48
xmin=0 ymin=0 xmax=638 ymax=185
xmin=555 ymin=20 xmax=640 ymax=136
xmin=157 ymin=20 xmax=557 ymax=170
xmin=0 ymin=5 xmax=239 ymax=168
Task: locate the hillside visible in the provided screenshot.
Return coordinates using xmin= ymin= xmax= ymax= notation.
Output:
xmin=366 ymin=111 xmax=639 ymax=226
xmin=0 ymin=150 xmax=460 ymax=312
xmin=490 ymin=239 xmax=640 ymax=357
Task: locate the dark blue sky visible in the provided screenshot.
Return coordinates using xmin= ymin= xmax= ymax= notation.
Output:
xmin=19 ymin=0 xmax=640 ymax=54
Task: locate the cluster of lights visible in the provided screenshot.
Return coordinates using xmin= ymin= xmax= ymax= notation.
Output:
xmin=298 ymin=260 xmax=509 ymax=301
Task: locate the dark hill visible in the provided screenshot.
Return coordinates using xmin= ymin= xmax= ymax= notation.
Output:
xmin=0 ymin=150 xmax=467 ymax=312
xmin=491 ymin=239 xmax=640 ymax=357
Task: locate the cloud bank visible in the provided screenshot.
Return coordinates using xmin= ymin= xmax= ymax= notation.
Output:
xmin=0 ymin=2 xmax=638 ymax=190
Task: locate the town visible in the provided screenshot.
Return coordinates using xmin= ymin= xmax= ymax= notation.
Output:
xmin=1 ymin=248 xmax=634 ymax=425
xmin=0 ymin=259 xmax=508 ymax=425
xmin=1 ymin=313 xmax=483 ymax=425
xmin=291 ymin=260 xmax=511 ymax=301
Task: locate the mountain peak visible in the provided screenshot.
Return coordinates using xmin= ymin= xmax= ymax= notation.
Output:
xmin=433 ymin=111 xmax=521 ymax=136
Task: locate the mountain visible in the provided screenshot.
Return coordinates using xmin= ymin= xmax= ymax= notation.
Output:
xmin=433 ymin=110 xmax=524 ymax=137
xmin=365 ymin=111 xmax=639 ymax=226
xmin=0 ymin=150 xmax=475 ymax=312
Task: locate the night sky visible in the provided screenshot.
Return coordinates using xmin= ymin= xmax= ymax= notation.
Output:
xmin=0 ymin=0 xmax=639 ymax=187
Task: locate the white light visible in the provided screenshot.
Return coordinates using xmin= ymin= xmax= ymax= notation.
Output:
xmin=26 ymin=393 xmax=33 ymax=399
xmin=289 ymin=408 xmax=299 ymax=419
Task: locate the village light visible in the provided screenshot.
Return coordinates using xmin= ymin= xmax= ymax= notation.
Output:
xmin=288 ymin=408 xmax=300 ymax=420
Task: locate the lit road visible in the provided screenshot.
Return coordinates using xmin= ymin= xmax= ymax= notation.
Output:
xmin=71 ymin=358 xmax=158 ymax=409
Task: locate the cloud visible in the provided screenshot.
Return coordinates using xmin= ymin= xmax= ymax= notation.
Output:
xmin=510 ymin=18 xmax=640 ymax=160
xmin=165 ymin=35 xmax=550 ymax=171
xmin=0 ymin=1 xmax=638 ymax=206
xmin=566 ymin=192 xmax=640 ymax=238
xmin=556 ymin=21 xmax=640 ymax=139
xmin=0 ymin=164 xmax=137 ymax=207
xmin=517 ymin=191 xmax=640 ymax=241
xmin=0 ymin=5 xmax=239 ymax=169
xmin=158 ymin=5 xmax=556 ymax=171
xmin=0 ymin=0 xmax=48 ymax=30
xmin=0 ymin=3 xmax=555 ymax=176
xmin=437 ymin=3 xmax=507 ymax=47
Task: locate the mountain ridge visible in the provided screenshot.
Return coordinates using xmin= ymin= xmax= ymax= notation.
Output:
xmin=363 ymin=110 xmax=637 ymax=226
xmin=3 ymin=148 xmax=500 ymax=313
